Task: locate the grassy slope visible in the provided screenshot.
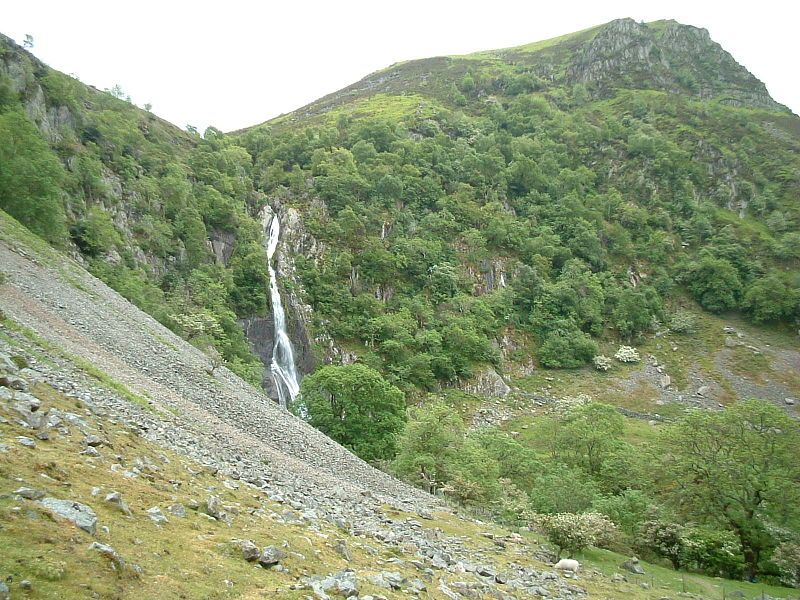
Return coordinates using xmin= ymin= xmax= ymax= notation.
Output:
xmin=0 ymin=319 xmax=797 ymax=599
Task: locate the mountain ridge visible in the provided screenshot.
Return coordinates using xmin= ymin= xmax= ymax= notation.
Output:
xmin=240 ymin=18 xmax=790 ymax=134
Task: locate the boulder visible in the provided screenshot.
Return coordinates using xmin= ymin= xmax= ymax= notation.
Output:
xmin=0 ymin=375 xmax=28 ymax=391
xmin=306 ymin=570 xmax=358 ymax=598
xmin=239 ymin=539 xmax=261 ymax=562
xmin=104 ymin=491 xmax=132 ymax=516
xmin=620 ymin=556 xmax=645 ymax=574
xmin=16 ymin=435 xmax=36 ymax=448
xmin=202 ymin=495 xmax=223 ymax=520
xmin=368 ymin=571 xmax=404 ymax=590
xmin=146 ymin=506 xmax=168 ymax=525
xmin=0 ymin=581 xmax=8 ymax=600
xmin=84 ymin=434 xmax=104 ymax=447
xmin=14 ymin=486 xmax=45 ymax=500
xmin=259 ymin=545 xmax=286 ymax=568
xmin=89 ymin=541 xmax=125 ymax=570
xmin=39 ymin=497 xmax=97 ymax=534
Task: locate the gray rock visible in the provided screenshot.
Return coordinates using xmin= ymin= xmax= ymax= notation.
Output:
xmin=146 ymin=506 xmax=168 ymax=525
xmin=84 ymin=434 xmax=104 ymax=447
xmin=333 ymin=538 xmax=352 ymax=561
xmin=0 ymin=374 xmax=28 ymax=391
xmin=104 ymin=491 xmax=132 ymax=516
xmin=259 ymin=545 xmax=286 ymax=568
xmin=168 ymin=503 xmax=187 ymax=518
xmin=202 ymin=495 xmax=223 ymax=520
xmin=369 ymin=571 xmax=404 ymax=590
xmin=0 ymin=351 xmax=17 ymax=372
xmin=313 ymin=569 xmax=358 ymax=597
xmin=785 ymin=398 xmax=796 ymax=406
xmin=239 ymin=539 xmax=261 ymax=562
xmin=20 ymin=579 xmax=32 ymax=590
xmin=16 ymin=435 xmax=36 ymax=448
xmin=39 ymin=497 xmax=97 ymax=534
xmin=82 ymin=446 xmax=101 ymax=457
xmin=620 ymin=556 xmax=645 ymax=574
xmin=14 ymin=486 xmax=45 ymax=500
xmin=0 ymin=581 xmax=8 ymax=600
xmin=89 ymin=541 xmax=125 ymax=570
xmin=438 ymin=581 xmax=462 ymax=600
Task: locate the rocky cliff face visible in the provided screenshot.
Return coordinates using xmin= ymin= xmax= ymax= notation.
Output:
xmin=566 ymin=19 xmax=785 ymax=110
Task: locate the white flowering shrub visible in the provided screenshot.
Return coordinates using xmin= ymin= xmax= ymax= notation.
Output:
xmin=773 ymin=542 xmax=800 ymax=588
xmin=614 ymin=345 xmax=640 ymax=363
xmin=669 ymin=310 xmax=697 ymax=334
xmin=593 ymin=355 xmax=612 ymax=371
xmin=535 ymin=512 xmax=617 ymax=557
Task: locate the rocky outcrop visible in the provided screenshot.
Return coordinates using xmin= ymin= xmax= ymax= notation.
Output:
xmin=456 ymin=366 xmax=511 ymax=398
xmin=566 ymin=19 xmax=787 ymax=111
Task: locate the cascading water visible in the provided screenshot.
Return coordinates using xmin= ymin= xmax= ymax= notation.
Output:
xmin=263 ymin=208 xmax=301 ymax=409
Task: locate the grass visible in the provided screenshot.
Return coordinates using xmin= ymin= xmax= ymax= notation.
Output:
xmin=0 ymin=381 xmax=433 ymax=599
xmin=576 ymin=545 xmax=796 ymax=600
xmin=326 ymin=92 xmax=443 ymax=123
xmin=1 ymin=323 xmax=797 ymax=599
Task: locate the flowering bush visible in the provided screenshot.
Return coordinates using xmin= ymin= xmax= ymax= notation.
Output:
xmin=773 ymin=542 xmax=800 ymax=588
xmin=669 ymin=310 xmax=697 ymax=334
xmin=638 ymin=519 xmax=685 ymax=569
xmin=682 ymin=527 xmax=743 ymax=579
xmin=593 ymin=355 xmax=612 ymax=371
xmin=614 ymin=345 xmax=641 ymax=363
xmin=535 ymin=512 xmax=618 ymax=557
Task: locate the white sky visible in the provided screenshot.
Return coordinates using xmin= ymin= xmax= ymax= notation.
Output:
xmin=4 ymin=1 xmax=799 ymax=132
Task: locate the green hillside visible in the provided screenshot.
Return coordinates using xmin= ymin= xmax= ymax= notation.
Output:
xmin=1 ymin=17 xmax=800 ymax=594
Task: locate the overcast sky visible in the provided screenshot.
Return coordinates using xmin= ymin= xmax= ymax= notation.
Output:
xmin=4 ymin=1 xmax=799 ymax=132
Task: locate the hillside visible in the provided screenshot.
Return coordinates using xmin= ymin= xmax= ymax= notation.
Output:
xmin=1 ymin=17 xmax=800 ymax=598
xmin=1 ymin=209 xmax=797 ymax=599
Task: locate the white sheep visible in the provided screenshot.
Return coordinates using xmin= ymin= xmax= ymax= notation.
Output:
xmin=554 ymin=558 xmax=580 ymax=574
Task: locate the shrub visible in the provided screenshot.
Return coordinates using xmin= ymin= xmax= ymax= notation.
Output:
xmin=614 ymin=345 xmax=640 ymax=363
xmin=593 ymin=355 xmax=612 ymax=371
xmin=772 ymin=541 xmax=800 ymax=588
xmin=639 ymin=519 xmax=685 ymax=569
xmin=669 ymin=310 xmax=697 ymax=334
xmin=535 ymin=512 xmax=617 ymax=557
xmin=537 ymin=328 xmax=598 ymax=369
xmin=682 ymin=527 xmax=743 ymax=579
xmin=592 ymin=490 xmax=654 ymax=537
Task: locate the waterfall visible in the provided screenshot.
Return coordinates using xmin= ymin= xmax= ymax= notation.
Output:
xmin=262 ymin=208 xmax=301 ymax=409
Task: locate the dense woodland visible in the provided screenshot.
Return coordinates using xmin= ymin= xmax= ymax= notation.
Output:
xmin=1 ymin=22 xmax=800 ymax=584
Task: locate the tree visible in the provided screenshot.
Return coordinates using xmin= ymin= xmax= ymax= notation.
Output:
xmin=297 ymin=364 xmax=406 ymax=462
xmin=681 ymin=254 xmax=742 ymax=313
xmin=658 ymin=399 xmax=800 ymax=579
xmin=392 ymin=399 xmax=465 ymax=493
xmin=559 ymin=402 xmax=625 ymax=475
xmin=0 ymin=110 xmax=68 ymax=244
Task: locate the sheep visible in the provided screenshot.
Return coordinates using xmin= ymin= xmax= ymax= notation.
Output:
xmin=554 ymin=558 xmax=580 ymax=574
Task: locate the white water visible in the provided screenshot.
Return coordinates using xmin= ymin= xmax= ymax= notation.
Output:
xmin=263 ymin=209 xmax=301 ymax=409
